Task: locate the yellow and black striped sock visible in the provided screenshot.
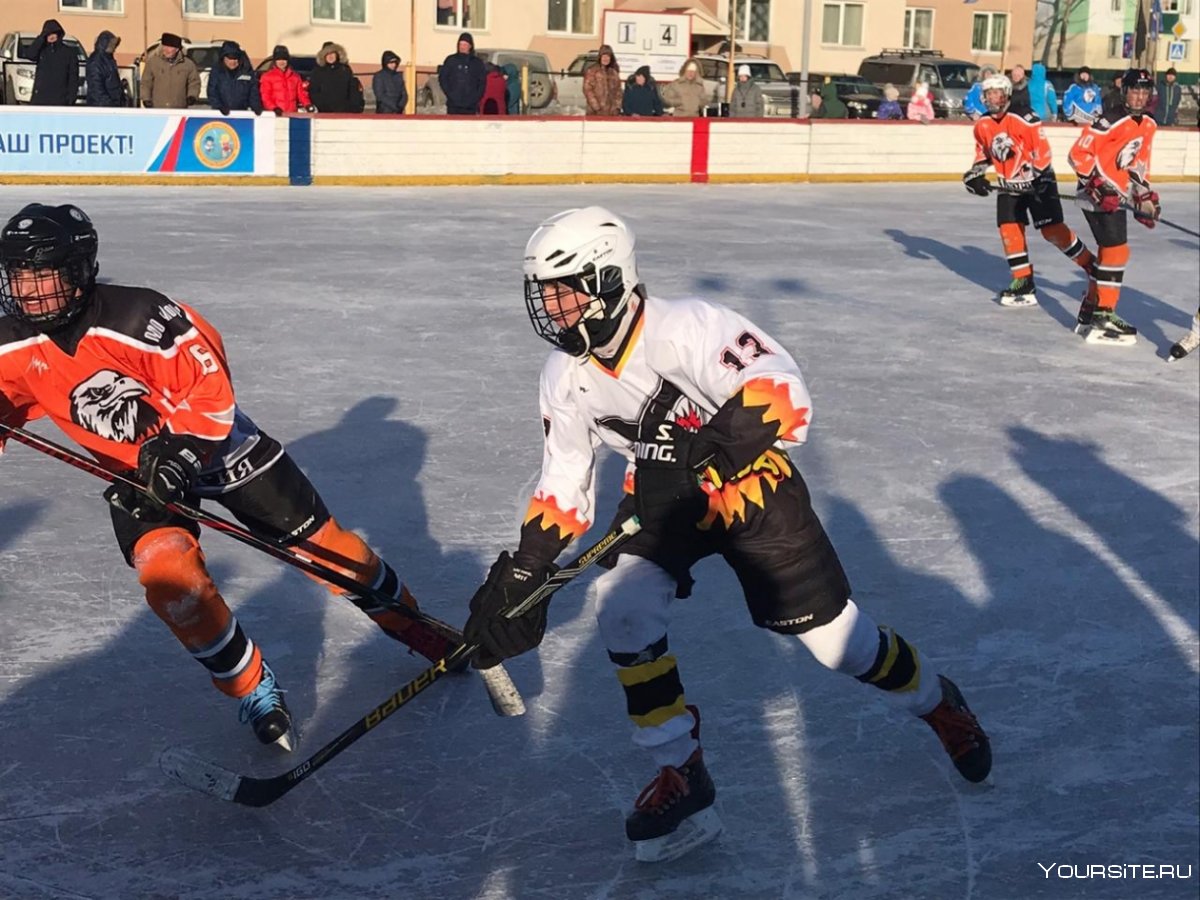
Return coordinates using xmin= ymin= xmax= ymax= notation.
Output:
xmin=855 ymin=626 xmax=923 ymax=694
xmin=616 ymin=654 xmax=688 ymax=730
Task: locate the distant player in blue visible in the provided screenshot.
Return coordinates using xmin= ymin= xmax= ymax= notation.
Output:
xmin=1063 ymin=66 xmax=1103 ymax=125
xmin=963 ymin=65 xmax=996 ymax=120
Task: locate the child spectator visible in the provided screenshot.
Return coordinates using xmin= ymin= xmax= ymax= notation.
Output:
xmin=373 ymin=50 xmax=408 ymax=113
xmin=259 ymin=45 xmax=312 ymax=114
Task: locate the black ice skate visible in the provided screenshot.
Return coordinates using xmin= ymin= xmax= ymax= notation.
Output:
xmin=238 ymin=661 xmax=295 ymax=752
xmin=998 ymin=275 xmax=1038 ymax=308
xmin=625 ymin=706 xmax=722 ymax=863
xmin=1074 ymin=292 xmax=1098 ymax=335
xmin=920 ymin=675 xmax=991 ymax=783
xmin=1084 ymin=308 xmax=1138 ymax=346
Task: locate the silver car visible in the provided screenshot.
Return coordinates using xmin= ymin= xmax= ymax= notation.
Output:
xmin=0 ymin=31 xmax=87 ymax=105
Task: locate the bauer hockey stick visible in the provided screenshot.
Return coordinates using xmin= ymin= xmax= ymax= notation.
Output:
xmin=986 ymin=183 xmax=1200 ymax=239
xmin=159 ymin=515 xmax=642 ymax=807
xmin=0 ymin=422 xmax=524 ymax=717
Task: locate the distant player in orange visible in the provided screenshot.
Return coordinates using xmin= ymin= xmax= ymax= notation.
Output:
xmin=0 ymin=204 xmax=455 ymax=751
xmin=1068 ymin=67 xmax=1161 ymax=346
xmin=963 ymin=73 xmax=1096 ymax=308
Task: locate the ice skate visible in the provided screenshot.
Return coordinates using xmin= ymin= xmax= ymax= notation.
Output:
xmin=1084 ymin=308 xmax=1137 ymax=346
xmin=920 ymin=675 xmax=991 ymax=783
xmin=626 ymin=707 xmax=722 ymax=863
xmin=1074 ymin=291 xmax=1098 ymax=335
xmin=238 ymin=661 xmax=295 ymax=752
xmin=997 ymin=275 xmax=1037 ymax=307
xmin=1168 ymin=323 xmax=1200 ymax=362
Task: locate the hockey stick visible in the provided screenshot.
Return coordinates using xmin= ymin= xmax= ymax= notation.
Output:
xmin=0 ymin=422 xmax=524 ymax=717
xmin=159 ymin=516 xmax=641 ymax=807
xmin=986 ymin=183 xmax=1200 ymax=239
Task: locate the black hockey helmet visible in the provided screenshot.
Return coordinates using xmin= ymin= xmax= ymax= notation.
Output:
xmin=1120 ymin=67 xmax=1154 ymax=113
xmin=0 ymin=203 xmax=98 ymax=330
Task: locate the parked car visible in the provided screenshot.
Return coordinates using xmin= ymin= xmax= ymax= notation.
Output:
xmin=0 ymin=31 xmax=87 ymax=105
xmin=857 ymin=49 xmax=979 ymax=119
xmin=134 ymin=39 xmax=227 ymax=107
xmin=692 ymin=55 xmax=797 ymax=117
xmin=418 ymin=47 xmax=554 ymax=113
xmin=796 ymin=73 xmax=884 ymax=118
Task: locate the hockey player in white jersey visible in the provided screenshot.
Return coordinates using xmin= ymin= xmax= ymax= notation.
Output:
xmin=462 ymin=207 xmax=991 ymax=863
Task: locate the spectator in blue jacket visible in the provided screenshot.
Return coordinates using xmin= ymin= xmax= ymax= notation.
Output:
xmin=207 ymin=41 xmax=262 ymax=115
xmin=501 ymin=63 xmax=521 ymax=115
xmin=86 ymin=30 xmax=124 ymax=106
xmin=1156 ymin=67 xmax=1182 ymax=125
xmin=439 ymin=32 xmax=486 ymax=115
xmin=1030 ymin=63 xmax=1059 ymax=121
xmin=963 ymin=66 xmax=996 ymax=120
xmin=877 ymin=83 xmax=903 ymax=120
xmin=1062 ymin=66 xmax=1103 ymax=124
xmin=372 ymin=50 xmax=408 ymax=113
xmin=620 ymin=66 xmax=663 ymax=117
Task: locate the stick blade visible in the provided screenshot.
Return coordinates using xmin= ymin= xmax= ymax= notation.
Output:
xmin=160 ymin=746 xmax=243 ymax=802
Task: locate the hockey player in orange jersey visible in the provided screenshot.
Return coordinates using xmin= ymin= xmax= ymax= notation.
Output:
xmin=1067 ymin=67 xmax=1161 ymax=346
xmin=962 ymin=73 xmax=1096 ymax=308
xmin=0 ymin=204 xmax=456 ymax=751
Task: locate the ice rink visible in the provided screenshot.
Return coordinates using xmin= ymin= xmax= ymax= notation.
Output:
xmin=0 ymin=182 xmax=1197 ymax=900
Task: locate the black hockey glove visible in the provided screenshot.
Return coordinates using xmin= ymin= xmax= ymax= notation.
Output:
xmin=633 ymin=421 xmax=715 ymax=532
xmin=464 ymin=552 xmax=557 ymax=669
xmin=273 ymin=107 xmax=284 ymax=116
xmin=138 ymin=433 xmax=204 ymax=508
xmin=219 ymin=105 xmax=231 ymax=116
xmin=962 ymin=164 xmax=990 ymax=197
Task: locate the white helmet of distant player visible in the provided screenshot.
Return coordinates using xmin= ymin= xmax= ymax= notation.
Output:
xmin=523 ymin=206 xmax=639 ymax=358
xmin=982 ymin=73 xmax=1012 ymax=115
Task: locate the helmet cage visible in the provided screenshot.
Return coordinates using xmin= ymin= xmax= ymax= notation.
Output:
xmin=0 ymin=251 xmax=96 ymax=330
xmin=525 ymin=261 xmax=628 ymax=357
xmin=981 ymin=74 xmax=1012 ymax=115
xmin=1121 ymin=68 xmax=1153 ymax=112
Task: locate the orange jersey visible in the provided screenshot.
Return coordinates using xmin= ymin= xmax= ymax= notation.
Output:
xmin=973 ymin=111 xmax=1054 ymax=190
xmin=0 ymin=284 xmax=237 ymax=473
xmin=1068 ymin=113 xmax=1156 ymax=195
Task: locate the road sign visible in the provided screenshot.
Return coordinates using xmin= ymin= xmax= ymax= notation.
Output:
xmin=1172 ymin=19 xmax=1186 ymax=39
xmin=1167 ymin=41 xmax=1185 ymax=61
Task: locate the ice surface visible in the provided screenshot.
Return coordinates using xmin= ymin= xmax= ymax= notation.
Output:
xmin=0 ymin=183 xmax=1197 ymax=899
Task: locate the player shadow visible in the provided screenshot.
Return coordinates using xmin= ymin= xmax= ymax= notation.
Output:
xmin=0 ymin=499 xmax=46 ymax=559
xmin=883 ymin=228 xmax=1004 ymax=294
xmin=1007 ymin=426 xmax=1200 ymax=628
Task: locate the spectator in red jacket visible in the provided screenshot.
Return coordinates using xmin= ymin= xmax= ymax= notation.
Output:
xmin=259 ymin=45 xmax=313 ymax=114
xmin=479 ymin=62 xmax=508 ymax=115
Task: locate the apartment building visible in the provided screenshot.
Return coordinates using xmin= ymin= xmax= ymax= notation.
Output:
xmin=1051 ymin=0 xmax=1198 ymax=74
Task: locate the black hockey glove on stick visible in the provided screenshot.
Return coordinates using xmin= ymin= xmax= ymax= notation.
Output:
xmin=464 ymin=553 xmax=558 ymax=669
xmin=633 ymin=420 xmax=715 ymax=532
xmin=104 ymin=432 xmax=206 ymax=523
xmin=963 ymin=164 xmax=990 ymax=197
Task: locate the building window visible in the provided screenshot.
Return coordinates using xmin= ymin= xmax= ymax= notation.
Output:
xmin=312 ymin=0 xmax=366 ymax=24
xmin=971 ymin=12 xmax=1007 ymax=53
xmin=1107 ymin=34 xmax=1122 ymax=56
xmin=183 ymin=0 xmax=242 ymax=17
xmin=821 ymin=2 xmax=864 ymax=46
xmin=1110 ymin=0 xmax=1121 ymax=10
xmin=735 ymin=0 xmax=771 ymax=42
xmin=903 ymin=9 xmax=934 ymax=50
xmin=1161 ymin=0 xmax=1192 ymax=12
xmin=58 ymin=0 xmax=123 ymax=11
xmin=547 ymin=0 xmax=594 ymax=34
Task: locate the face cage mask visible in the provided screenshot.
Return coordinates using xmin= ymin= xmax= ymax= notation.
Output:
xmin=524 ymin=264 xmax=627 ymax=358
xmin=0 ymin=259 xmax=93 ymax=331
xmin=1124 ymin=87 xmax=1151 ymax=113
xmin=984 ymin=92 xmax=1010 ymax=115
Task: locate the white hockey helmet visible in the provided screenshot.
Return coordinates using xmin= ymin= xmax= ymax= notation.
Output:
xmin=523 ymin=206 xmax=639 ymax=357
xmin=981 ymin=73 xmax=1012 ymax=114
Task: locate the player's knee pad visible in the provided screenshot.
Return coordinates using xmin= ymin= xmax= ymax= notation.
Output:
xmin=595 ymin=555 xmax=676 ymax=657
xmin=999 ymin=221 xmax=1027 ymax=254
xmin=795 ymin=599 xmax=880 ymax=675
xmin=132 ymin=528 xmax=219 ymax=628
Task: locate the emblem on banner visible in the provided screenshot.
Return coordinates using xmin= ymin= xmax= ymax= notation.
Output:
xmin=194 ymin=121 xmax=241 ymax=170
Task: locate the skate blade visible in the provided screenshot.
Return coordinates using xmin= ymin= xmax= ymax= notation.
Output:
xmin=633 ymin=807 xmax=723 ymax=863
xmin=272 ymin=730 xmax=295 ymax=753
xmin=998 ymin=295 xmax=1038 ymax=308
xmin=1083 ymin=328 xmax=1137 ymax=346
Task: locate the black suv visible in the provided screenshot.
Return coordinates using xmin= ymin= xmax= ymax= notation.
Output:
xmin=793 ymin=73 xmax=884 ymax=118
xmin=857 ymin=49 xmax=979 ymax=119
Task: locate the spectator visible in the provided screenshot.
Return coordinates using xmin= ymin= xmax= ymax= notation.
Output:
xmin=308 ymin=41 xmax=364 ymax=113
xmin=620 ymin=66 xmax=663 ymax=117
xmin=1008 ymin=65 xmax=1032 ymax=116
xmin=1102 ymin=73 xmax=1124 ymax=119
xmin=86 ymin=30 xmax=124 ymax=107
xmin=963 ymin=65 xmax=996 ymax=120
xmin=140 ymin=33 xmax=200 ymax=109
xmin=207 ymin=41 xmax=262 ymax=116
xmin=662 ymin=58 xmax=708 ymax=117
xmin=728 ymin=64 xmax=764 ymax=118
xmin=808 ymin=80 xmax=847 ymax=119
xmin=877 ymin=83 xmax=903 ymax=120
xmin=1062 ymin=66 xmax=1103 ymax=124
xmin=29 ymin=19 xmax=79 ymax=106
xmin=440 ymin=32 xmax=486 ymax=115
xmin=906 ymin=81 xmax=935 ymax=122
xmin=584 ymin=44 xmax=622 ymax=116
xmin=373 ymin=50 xmax=408 ymax=114
xmin=478 ymin=62 xmax=508 ymax=114
xmin=259 ymin=45 xmax=312 ymax=115
xmin=501 ymin=62 xmax=521 ymax=115
xmin=1156 ymin=67 xmax=1181 ymax=126
xmin=1030 ymin=62 xmax=1059 ymax=121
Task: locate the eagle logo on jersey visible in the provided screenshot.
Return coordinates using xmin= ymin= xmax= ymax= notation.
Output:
xmin=990 ymin=132 xmax=1016 ymax=162
xmin=69 ymin=370 xmax=160 ymax=443
xmin=1116 ymin=137 xmax=1144 ymax=172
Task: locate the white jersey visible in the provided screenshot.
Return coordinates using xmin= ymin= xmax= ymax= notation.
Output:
xmin=525 ymin=295 xmax=812 ymax=541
